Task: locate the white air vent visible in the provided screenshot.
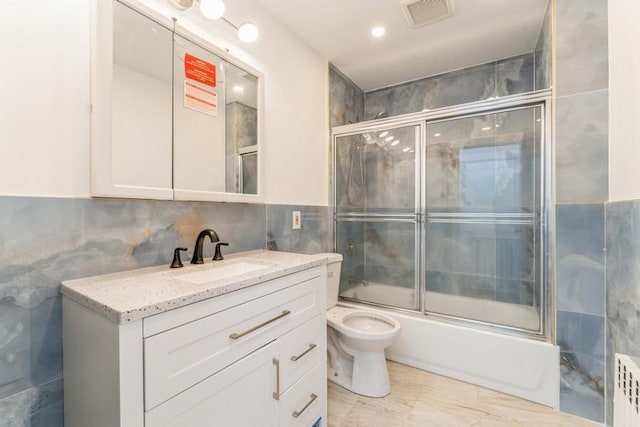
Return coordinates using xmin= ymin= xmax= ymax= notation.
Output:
xmin=614 ymin=354 xmax=640 ymax=427
xmin=400 ymin=0 xmax=455 ymax=28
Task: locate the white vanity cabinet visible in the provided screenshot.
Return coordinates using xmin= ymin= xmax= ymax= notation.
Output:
xmin=62 ymin=261 xmax=327 ymax=427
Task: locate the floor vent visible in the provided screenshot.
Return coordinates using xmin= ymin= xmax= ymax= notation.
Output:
xmin=400 ymin=0 xmax=455 ymax=29
xmin=615 ymin=353 xmax=640 ymax=426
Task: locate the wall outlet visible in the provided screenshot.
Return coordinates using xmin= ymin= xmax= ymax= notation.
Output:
xmin=292 ymin=211 xmax=301 ymax=229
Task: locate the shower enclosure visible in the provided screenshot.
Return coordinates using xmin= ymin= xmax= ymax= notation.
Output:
xmin=333 ymin=92 xmax=551 ymax=338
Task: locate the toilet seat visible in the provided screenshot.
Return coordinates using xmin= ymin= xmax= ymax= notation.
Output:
xmin=327 ymin=307 xmax=401 ymax=349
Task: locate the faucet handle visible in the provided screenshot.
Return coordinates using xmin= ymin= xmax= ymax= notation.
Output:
xmin=213 ymin=242 xmax=229 ymax=261
xmin=171 ymin=247 xmax=188 ymax=268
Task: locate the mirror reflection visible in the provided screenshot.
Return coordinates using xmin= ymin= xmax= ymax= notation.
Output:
xmin=113 ymin=1 xmax=259 ymax=198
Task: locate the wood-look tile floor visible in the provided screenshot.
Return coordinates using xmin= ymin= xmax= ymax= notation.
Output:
xmin=328 ymin=361 xmax=599 ymax=427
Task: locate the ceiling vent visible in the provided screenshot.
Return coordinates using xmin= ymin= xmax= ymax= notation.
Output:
xmin=400 ymin=0 xmax=456 ymax=28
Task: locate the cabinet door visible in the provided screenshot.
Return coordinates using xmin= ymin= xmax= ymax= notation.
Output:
xmin=172 ymin=35 xmax=227 ymax=200
xmin=91 ymin=0 xmax=174 ymax=199
xmin=145 ymin=341 xmax=278 ymax=427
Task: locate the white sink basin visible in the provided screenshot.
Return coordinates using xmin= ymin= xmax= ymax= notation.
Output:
xmin=177 ymin=259 xmax=272 ymax=285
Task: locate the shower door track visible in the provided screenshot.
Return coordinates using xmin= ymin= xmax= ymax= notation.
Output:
xmin=332 ymin=89 xmax=553 ymax=342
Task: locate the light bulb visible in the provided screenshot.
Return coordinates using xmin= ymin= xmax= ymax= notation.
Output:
xmin=371 ymin=26 xmax=386 ymax=38
xmin=238 ymin=22 xmax=259 ymax=43
xmin=199 ymin=0 xmax=225 ymax=19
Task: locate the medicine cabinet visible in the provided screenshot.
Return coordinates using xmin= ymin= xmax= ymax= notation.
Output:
xmin=91 ymin=0 xmax=262 ymax=202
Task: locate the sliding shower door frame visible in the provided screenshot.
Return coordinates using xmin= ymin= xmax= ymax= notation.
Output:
xmin=332 ymin=89 xmax=553 ymax=342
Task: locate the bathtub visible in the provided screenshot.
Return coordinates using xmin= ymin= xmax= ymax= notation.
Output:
xmin=340 ymin=283 xmax=559 ymax=408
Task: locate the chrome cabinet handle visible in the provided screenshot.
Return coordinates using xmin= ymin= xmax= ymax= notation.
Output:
xmin=229 ymin=310 xmax=291 ymax=340
xmin=292 ymin=393 xmax=318 ymax=418
xmin=272 ymin=358 xmax=281 ymax=400
xmin=290 ymin=343 xmax=317 ymax=362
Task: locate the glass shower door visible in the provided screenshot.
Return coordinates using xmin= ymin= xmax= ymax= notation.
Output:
xmin=424 ymin=105 xmax=544 ymax=332
xmin=334 ymin=124 xmax=421 ymax=310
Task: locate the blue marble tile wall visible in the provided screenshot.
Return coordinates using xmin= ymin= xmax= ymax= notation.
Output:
xmin=0 ymin=196 xmax=266 ymax=426
xmin=554 ymin=0 xmax=609 ymax=423
xmin=605 ymin=201 xmax=640 ymax=427
xmin=266 ymin=204 xmax=331 ymax=254
xmin=329 ymin=63 xmax=365 ymax=127
xmin=534 ymin=0 xmax=553 ymax=91
xmin=364 ymin=53 xmax=534 ymax=120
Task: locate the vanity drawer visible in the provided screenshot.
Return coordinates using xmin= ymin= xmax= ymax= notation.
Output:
xmin=279 ymin=362 xmax=325 ymax=427
xmin=279 ymin=314 xmax=326 ymax=392
xmin=144 ymin=275 xmax=321 ymax=410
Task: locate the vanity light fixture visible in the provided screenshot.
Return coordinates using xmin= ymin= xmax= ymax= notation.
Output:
xmin=167 ymin=0 xmax=260 ymax=43
xmin=199 ymin=0 xmax=225 ymax=19
xmin=236 ymin=22 xmax=260 ymax=43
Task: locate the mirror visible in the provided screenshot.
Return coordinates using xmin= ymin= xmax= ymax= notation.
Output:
xmin=95 ymin=0 xmax=260 ymax=201
xmin=173 ymin=34 xmax=260 ymax=199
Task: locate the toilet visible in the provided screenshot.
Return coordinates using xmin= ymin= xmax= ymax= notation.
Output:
xmin=324 ymin=253 xmax=401 ymax=397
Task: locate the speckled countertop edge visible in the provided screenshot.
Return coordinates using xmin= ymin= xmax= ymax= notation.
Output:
xmin=61 ymin=250 xmax=340 ymax=323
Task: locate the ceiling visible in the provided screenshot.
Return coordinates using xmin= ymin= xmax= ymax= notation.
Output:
xmin=257 ymin=0 xmax=549 ymax=91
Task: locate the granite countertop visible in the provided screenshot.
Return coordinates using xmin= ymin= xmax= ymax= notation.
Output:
xmin=61 ymin=250 xmax=341 ymax=324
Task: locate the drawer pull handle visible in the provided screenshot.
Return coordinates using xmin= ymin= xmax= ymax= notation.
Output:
xmin=290 ymin=343 xmax=317 ymax=362
xmin=229 ymin=310 xmax=291 ymax=340
xmin=272 ymin=358 xmax=281 ymax=401
xmin=292 ymin=393 xmax=318 ymax=418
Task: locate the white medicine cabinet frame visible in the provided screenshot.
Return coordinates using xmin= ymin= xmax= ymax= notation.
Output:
xmin=90 ymin=0 xmax=264 ymax=203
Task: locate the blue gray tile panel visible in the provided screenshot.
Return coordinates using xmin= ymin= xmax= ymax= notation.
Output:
xmin=0 ymin=196 xmax=266 ymax=425
xmin=606 ymin=200 xmax=640 ymax=426
xmin=364 ymin=53 xmax=535 ymax=120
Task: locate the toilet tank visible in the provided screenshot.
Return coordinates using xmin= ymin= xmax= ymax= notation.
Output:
xmin=321 ymin=253 xmax=343 ymax=309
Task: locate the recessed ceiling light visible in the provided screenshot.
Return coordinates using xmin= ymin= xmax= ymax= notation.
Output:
xmin=433 ymin=133 xmax=441 ymax=137
xmin=385 ymin=136 xmax=394 ymax=142
xmin=402 ymin=147 xmax=411 ymax=152
xmin=379 ymin=131 xmax=388 ymax=138
xmin=233 ymin=85 xmax=244 ymax=93
xmin=391 ymin=140 xmax=400 ymax=146
xmin=371 ymin=26 xmax=386 ymax=38
xmin=481 ymin=126 xmax=491 ymax=131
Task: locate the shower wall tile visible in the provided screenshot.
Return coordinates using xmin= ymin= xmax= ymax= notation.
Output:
xmin=329 ymin=63 xmax=365 ymax=127
xmin=557 ymin=310 xmax=605 ymax=423
xmin=363 ymin=221 xmax=415 ymax=289
xmin=364 ymin=53 xmax=535 ymax=120
xmin=555 ymin=89 xmax=609 ymax=203
xmin=266 ymin=204 xmax=331 ymax=254
xmin=335 ymin=220 xmax=366 ymax=293
xmin=556 ymin=0 xmax=609 ymax=97
xmin=534 ymin=0 xmax=552 ymax=90
xmin=496 ymin=53 xmax=534 ymax=97
xmin=0 ymin=196 xmax=266 ymax=424
xmin=365 ymin=63 xmax=494 ymax=119
xmin=556 ymin=204 xmax=605 ymax=316
xmin=605 ymin=200 xmax=640 ymax=425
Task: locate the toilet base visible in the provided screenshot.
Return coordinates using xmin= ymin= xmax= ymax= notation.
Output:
xmin=327 ymin=328 xmax=391 ymax=397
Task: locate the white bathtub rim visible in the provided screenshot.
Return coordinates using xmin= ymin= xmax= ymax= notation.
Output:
xmin=337 ymin=301 xmax=560 ymax=409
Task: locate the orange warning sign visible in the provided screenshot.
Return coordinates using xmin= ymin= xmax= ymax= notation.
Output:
xmin=184 ymin=53 xmax=216 ymax=88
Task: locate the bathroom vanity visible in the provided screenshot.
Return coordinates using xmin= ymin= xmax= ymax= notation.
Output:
xmin=61 ymin=250 xmax=329 ymax=427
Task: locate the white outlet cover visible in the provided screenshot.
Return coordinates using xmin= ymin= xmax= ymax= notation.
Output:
xmin=292 ymin=211 xmax=301 ymax=229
